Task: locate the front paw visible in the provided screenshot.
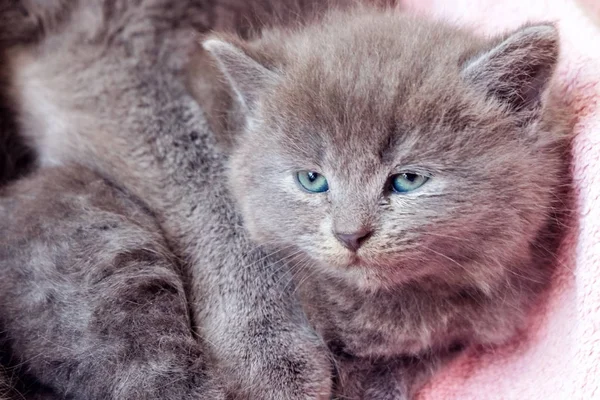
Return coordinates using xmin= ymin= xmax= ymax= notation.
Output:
xmin=227 ymin=327 xmax=333 ymax=399
xmin=332 ymin=355 xmax=440 ymax=400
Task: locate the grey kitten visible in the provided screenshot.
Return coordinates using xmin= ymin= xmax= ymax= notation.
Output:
xmin=0 ymin=166 xmax=225 ymax=399
xmin=0 ymin=2 xmax=570 ymax=400
xmin=1 ymin=0 xmax=343 ymax=399
xmin=201 ymin=5 xmax=571 ymax=398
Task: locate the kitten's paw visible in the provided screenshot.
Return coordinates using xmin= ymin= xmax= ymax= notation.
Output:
xmin=331 ymin=355 xmax=438 ymax=400
xmin=191 ymin=370 xmax=228 ymax=400
xmin=227 ymin=327 xmax=333 ymax=400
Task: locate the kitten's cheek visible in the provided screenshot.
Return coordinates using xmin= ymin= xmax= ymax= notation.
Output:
xmin=318 ymin=217 xmax=334 ymax=240
xmin=241 ymin=213 xmax=270 ymax=244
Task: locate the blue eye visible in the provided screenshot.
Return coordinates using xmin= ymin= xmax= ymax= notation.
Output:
xmin=296 ymin=171 xmax=329 ymax=193
xmin=391 ymin=173 xmax=429 ymax=193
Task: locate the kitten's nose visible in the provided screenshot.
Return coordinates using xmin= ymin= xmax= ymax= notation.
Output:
xmin=334 ymin=228 xmax=372 ymax=252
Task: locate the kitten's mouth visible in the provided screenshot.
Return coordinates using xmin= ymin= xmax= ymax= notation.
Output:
xmin=318 ymin=252 xmax=365 ymax=271
xmin=315 ymin=249 xmax=389 ymax=280
xmin=348 ymin=254 xmax=361 ymax=265
xmin=344 ymin=255 xmax=380 ymax=273
xmin=313 ymin=252 xmax=402 ymax=290
xmin=342 ymin=253 xmax=368 ymax=269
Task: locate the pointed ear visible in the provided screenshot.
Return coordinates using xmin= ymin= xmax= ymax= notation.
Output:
xmin=202 ymin=38 xmax=279 ymax=111
xmin=461 ymin=24 xmax=559 ymax=113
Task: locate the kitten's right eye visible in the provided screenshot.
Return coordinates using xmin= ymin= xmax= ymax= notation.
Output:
xmin=391 ymin=173 xmax=429 ymax=193
xmin=296 ymin=171 xmax=329 ymax=193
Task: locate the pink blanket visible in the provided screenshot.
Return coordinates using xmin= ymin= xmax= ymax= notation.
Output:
xmin=396 ymin=0 xmax=600 ymax=398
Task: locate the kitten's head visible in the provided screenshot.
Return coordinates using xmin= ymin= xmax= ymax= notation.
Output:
xmin=203 ymin=8 xmax=568 ymax=291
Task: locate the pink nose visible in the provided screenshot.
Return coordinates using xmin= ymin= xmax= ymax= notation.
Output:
xmin=334 ymin=229 xmax=372 ymax=251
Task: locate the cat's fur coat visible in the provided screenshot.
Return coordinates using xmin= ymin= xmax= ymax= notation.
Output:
xmin=0 ymin=1 xmax=344 ymax=398
xmin=200 ymin=8 xmax=570 ymax=397
xmin=0 ymin=0 xmax=570 ymax=399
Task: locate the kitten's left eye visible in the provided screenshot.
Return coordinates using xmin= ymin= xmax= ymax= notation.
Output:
xmin=391 ymin=173 xmax=429 ymax=193
xmin=296 ymin=171 xmax=329 ymax=193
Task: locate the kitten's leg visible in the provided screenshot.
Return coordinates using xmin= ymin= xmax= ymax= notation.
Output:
xmin=0 ymin=166 xmax=225 ymax=399
xmin=332 ymin=355 xmax=445 ymax=400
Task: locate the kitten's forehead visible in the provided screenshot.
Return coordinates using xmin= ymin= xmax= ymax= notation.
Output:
xmin=266 ymin=68 xmax=478 ymax=171
xmin=255 ymin=11 xmax=548 ymax=178
xmin=261 ymin=13 xmax=494 ymax=161
xmin=266 ymin=82 xmax=393 ymax=173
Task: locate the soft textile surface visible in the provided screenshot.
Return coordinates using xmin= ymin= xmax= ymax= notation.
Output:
xmin=398 ymin=0 xmax=600 ymax=398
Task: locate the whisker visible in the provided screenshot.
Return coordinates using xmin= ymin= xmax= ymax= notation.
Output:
xmin=239 ymin=244 xmax=298 ymax=271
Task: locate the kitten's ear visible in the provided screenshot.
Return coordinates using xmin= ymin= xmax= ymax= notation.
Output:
xmin=202 ymin=38 xmax=279 ymax=111
xmin=461 ymin=24 xmax=559 ymax=112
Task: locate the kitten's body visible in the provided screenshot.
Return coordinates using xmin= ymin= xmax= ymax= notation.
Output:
xmin=204 ymin=7 xmax=570 ymax=398
xmin=1 ymin=1 xmax=340 ymax=399
xmin=0 ymin=1 xmax=570 ymax=399
xmin=0 ymin=166 xmax=225 ymax=399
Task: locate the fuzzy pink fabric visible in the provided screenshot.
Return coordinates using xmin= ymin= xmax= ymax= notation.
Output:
xmin=396 ymin=0 xmax=600 ymax=398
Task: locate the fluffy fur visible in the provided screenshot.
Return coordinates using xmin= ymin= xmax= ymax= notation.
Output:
xmin=0 ymin=167 xmax=224 ymax=399
xmin=0 ymin=1 xmax=571 ymax=399
xmin=0 ymin=1 xmax=344 ymax=399
xmin=0 ymin=41 xmax=33 ymax=187
xmin=203 ymin=6 xmax=571 ymax=398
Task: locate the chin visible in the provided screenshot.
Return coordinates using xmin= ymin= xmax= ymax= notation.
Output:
xmin=324 ymin=253 xmax=430 ymax=292
xmin=348 ymin=272 xmax=388 ymax=292
xmin=314 ymin=255 xmax=396 ymax=292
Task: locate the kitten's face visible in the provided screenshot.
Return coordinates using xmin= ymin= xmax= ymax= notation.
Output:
xmin=207 ymin=11 xmax=565 ymax=290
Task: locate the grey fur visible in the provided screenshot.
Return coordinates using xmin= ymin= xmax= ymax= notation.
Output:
xmin=1 ymin=0 xmax=343 ymax=399
xmin=0 ymin=167 xmax=225 ymax=399
xmin=0 ymin=1 xmax=571 ymax=399
xmin=0 ymin=42 xmax=33 ymax=187
xmin=203 ymin=6 xmax=571 ymax=399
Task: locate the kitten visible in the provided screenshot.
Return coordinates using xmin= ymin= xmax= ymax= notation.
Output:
xmin=1 ymin=0 xmax=343 ymax=399
xmin=0 ymin=2 xmax=570 ymax=400
xmin=201 ymin=5 xmax=571 ymax=398
xmin=0 ymin=166 xmax=225 ymax=399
